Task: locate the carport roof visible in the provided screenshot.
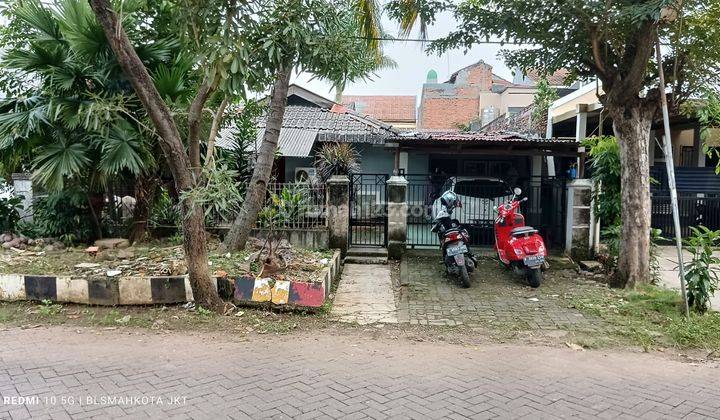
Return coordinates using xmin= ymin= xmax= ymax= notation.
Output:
xmin=393 ymin=130 xmax=578 ymax=145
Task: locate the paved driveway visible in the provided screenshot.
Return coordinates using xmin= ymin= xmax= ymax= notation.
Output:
xmin=1 ymin=327 xmax=719 ymax=419
xmin=397 ymin=255 xmax=605 ymax=331
xmin=657 ymin=246 xmax=720 ymax=311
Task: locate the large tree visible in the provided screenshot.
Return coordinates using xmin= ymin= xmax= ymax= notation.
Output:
xmin=387 ymin=0 xmax=720 ymax=288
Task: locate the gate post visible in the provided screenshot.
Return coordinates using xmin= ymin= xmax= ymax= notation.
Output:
xmin=565 ymin=178 xmax=594 ymax=259
xmin=386 ymin=176 xmax=408 ymax=260
xmin=327 ymin=175 xmax=350 ymax=257
xmin=12 ymin=173 xmax=33 ymax=222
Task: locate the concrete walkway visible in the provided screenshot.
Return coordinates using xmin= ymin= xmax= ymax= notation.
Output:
xmin=658 ymin=246 xmax=720 ymax=311
xmin=331 ymin=264 xmax=398 ymax=324
xmin=2 ymin=326 xmax=720 ymax=419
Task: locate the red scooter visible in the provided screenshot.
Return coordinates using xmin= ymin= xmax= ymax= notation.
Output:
xmin=493 ymin=187 xmax=547 ymax=288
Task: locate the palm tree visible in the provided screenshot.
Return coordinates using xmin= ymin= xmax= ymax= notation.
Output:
xmin=0 ymin=0 xmax=188 ymax=240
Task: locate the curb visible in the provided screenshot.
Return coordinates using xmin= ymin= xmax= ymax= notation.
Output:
xmin=0 ymin=250 xmax=342 ymax=309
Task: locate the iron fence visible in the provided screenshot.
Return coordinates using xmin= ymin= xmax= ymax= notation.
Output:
xmin=651 ymin=195 xmax=720 ymax=238
xmin=404 ymin=175 xmax=567 ymax=248
xmin=349 ymin=173 xmax=388 ymax=247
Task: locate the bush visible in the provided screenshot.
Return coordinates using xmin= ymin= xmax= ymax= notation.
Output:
xmin=315 ymin=143 xmax=360 ymax=181
xmin=582 ymin=136 xmax=621 ymax=227
xmin=0 ymin=195 xmax=24 ymax=233
xmin=28 ymin=190 xmax=95 ymax=244
xmin=683 ymin=226 xmax=720 ymax=313
xmin=149 ymin=188 xmax=181 ymax=233
xmin=601 ymin=223 xmax=664 ymax=283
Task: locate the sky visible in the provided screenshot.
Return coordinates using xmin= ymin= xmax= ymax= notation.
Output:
xmin=292 ymin=12 xmax=521 ymax=102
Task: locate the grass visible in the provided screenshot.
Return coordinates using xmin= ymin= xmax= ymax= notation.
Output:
xmin=570 ymin=285 xmax=720 ymax=352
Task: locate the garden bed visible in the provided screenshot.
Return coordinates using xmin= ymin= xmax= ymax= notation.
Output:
xmin=0 ymin=238 xmax=340 ymax=308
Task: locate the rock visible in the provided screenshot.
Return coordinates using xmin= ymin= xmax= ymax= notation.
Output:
xmin=8 ymin=238 xmax=23 ymax=248
xmin=106 ymin=270 xmax=122 ymax=277
xmin=115 ymin=315 xmax=131 ymax=324
xmin=116 ymin=249 xmax=134 ymax=259
xmin=2 ymin=242 xmax=11 ymax=250
xmin=527 ymin=297 xmax=539 ymax=302
xmin=75 ymin=262 xmax=101 ymax=269
xmin=53 ymin=241 xmax=65 ymax=250
xmin=94 ymin=238 xmax=130 ymax=250
xmin=579 ymin=260 xmax=603 ymax=272
xmin=27 ymin=239 xmax=35 ymax=246
xmin=565 ymin=342 xmax=585 ymax=351
xmin=44 ymin=244 xmax=55 ymax=252
xmin=1 ymin=233 xmax=13 ymax=242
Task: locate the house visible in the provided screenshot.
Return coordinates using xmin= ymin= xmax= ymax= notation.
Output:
xmin=546 ymin=80 xmax=720 ymax=236
xmin=417 ymin=61 xmax=577 ymax=131
xmin=341 ymin=95 xmax=417 ymax=129
xmin=217 ymin=85 xmax=400 ymax=182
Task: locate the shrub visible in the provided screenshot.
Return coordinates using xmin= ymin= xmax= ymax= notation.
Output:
xmin=315 ymin=143 xmax=360 ymax=181
xmin=0 ymin=195 xmax=24 ymax=233
xmin=29 ymin=190 xmax=94 ymax=243
xmin=582 ymin=136 xmax=621 ymax=227
xmin=683 ymin=226 xmax=720 ymax=313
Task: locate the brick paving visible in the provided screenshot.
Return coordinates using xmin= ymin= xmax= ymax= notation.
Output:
xmin=398 ymin=256 xmax=604 ymax=330
xmin=1 ymin=326 xmax=719 ymax=419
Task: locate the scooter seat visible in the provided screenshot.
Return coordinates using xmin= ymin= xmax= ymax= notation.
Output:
xmin=510 ymin=226 xmax=538 ymax=236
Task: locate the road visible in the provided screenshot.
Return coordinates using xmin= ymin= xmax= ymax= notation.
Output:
xmin=1 ymin=326 xmax=719 ymax=419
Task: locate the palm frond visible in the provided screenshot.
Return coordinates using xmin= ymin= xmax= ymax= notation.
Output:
xmin=96 ymin=121 xmax=153 ymax=176
xmin=54 ymin=0 xmax=108 ymax=59
xmin=14 ymin=0 xmax=63 ymax=42
xmin=3 ymin=43 xmax=67 ymax=73
xmin=32 ymin=130 xmax=91 ymax=191
xmin=355 ymin=0 xmax=382 ymax=55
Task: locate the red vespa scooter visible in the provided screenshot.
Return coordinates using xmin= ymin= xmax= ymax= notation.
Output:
xmin=493 ymin=187 xmax=547 ymax=288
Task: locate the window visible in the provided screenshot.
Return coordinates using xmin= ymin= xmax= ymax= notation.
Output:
xmin=507 ymin=107 xmax=524 ymax=117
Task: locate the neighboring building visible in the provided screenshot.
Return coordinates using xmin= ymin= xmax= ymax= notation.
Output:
xmin=417 ymin=61 xmax=576 ymax=131
xmin=341 ymin=95 xmax=416 ymax=129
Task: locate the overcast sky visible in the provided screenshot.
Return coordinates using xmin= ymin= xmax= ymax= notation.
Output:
xmin=292 ymin=12 xmax=521 ymax=101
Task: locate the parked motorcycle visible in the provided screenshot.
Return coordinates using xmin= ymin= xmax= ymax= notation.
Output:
xmin=431 ymin=190 xmax=477 ymax=288
xmin=493 ymin=188 xmax=547 ymax=288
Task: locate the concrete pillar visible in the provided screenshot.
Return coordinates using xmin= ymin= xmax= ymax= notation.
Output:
xmin=386 ymin=176 xmax=408 ymax=260
xmin=575 ymin=105 xmax=588 ymax=175
xmin=327 ymin=175 xmax=349 ymax=257
xmin=11 ymin=173 xmax=33 ymax=222
xmin=565 ymin=179 xmax=594 ymax=259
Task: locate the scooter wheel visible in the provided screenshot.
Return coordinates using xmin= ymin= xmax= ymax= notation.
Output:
xmin=460 ymin=265 xmax=471 ymax=288
xmin=527 ymin=268 xmax=542 ymax=288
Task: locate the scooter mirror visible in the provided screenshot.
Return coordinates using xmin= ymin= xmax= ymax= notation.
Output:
xmin=513 ymin=187 xmax=522 ymax=196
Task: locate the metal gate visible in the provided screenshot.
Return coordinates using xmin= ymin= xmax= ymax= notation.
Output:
xmin=349 ymin=174 xmax=388 ymax=247
xmin=405 ymin=175 xmax=567 ymax=248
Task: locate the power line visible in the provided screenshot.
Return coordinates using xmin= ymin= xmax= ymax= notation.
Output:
xmin=356 ymin=36 xmax=531 ymax=45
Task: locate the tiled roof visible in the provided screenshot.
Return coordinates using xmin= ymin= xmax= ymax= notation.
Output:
xmin=525 ymin=69 xmax=571 ymax=86
xmin=395 ymin=130 xmax=577 ymax=144
xmin=260 ymin=104 xmax=397 ymax=143
xmin=341 ymin=95 xmax=416 ymax=122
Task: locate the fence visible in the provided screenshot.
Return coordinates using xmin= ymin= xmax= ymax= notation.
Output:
xmin=102 ymin=181 xmax=327 ymax=237
xmin=253 ymin=182 xmax=326 ymax=230
xmin=404 ymin=175 xmax=567 ymax=248
xmin=651 ymin=195 xmax=720 ymax=238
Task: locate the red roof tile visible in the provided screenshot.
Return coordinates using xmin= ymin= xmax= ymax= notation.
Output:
xmin=341 ymin=95 xmax=416 ymax=122
xmin=525 ymin=69 xmax=571 ymax=86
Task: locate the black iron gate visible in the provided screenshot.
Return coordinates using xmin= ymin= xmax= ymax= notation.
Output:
xmin=349 ymin=173 xmax=388 ymax=247
xmin=405 ymin=175 xmax=567 ymax=248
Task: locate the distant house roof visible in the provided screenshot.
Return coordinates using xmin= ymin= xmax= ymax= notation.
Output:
xmin=341 ymin=95 xmax=416 ymax=123
xmin=518 ymin=69 xmax=571 ymax=86
xmin=217 ymin=84 xmax=398 ymax=156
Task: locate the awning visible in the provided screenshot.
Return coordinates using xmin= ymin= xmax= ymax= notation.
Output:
xmin=217 ymin=127 xmax=318 ymax=157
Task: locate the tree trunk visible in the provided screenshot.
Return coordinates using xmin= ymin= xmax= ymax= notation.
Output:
xmin=607 ymin=103 xmax=654 ymax=289
xmin=128 ymin=174 xmax=158 ymax=244
xmin=223 ymin=66 xmax=292 ymax=251
xmin=89 ymin=0 xmax=223 ymax=311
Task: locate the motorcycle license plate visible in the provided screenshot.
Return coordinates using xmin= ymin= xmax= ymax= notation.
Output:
xmin=446 ymin=243 xmax=468 ymax=256
xmin=523 ymin=255 xmax=545 ymax=267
